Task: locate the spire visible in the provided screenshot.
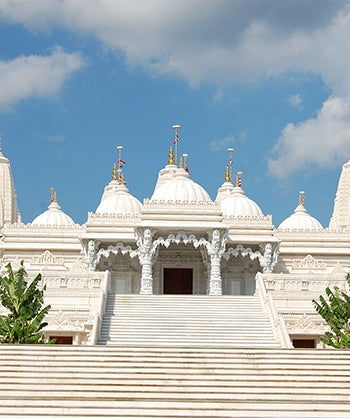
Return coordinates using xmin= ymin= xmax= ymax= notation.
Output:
xmin=227 ymin=147 xmax=234 ymax=182
xmin=236 ymin=171 xmax=243 ymax=187
xmin=50 ymin=187 xmax=57 ymax=203
xmin=168 ymin=147 xmax=174 ymax=165
xmin=172 ymin=124 xmax=180 ymax=166
xmin=182 ymin=153 xmax=189 ymax=173
xmin=0 ymin=137 xmax=21 ymax=226
xmin=329 ymin=160 xmax=350 ymax=229
xmin=112 ymin=164 xmax=117 ymax=181
xmin=298 ymin=190 xmax=305 ymax=206
xmin=116 ymin=145 xmax=126 ymax=185
xmin=225 ymin=166 xmax=230 ymax=182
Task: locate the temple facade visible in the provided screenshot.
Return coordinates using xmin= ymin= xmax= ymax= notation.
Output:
xmin=0 ymin=136 xmax=349 ymax=348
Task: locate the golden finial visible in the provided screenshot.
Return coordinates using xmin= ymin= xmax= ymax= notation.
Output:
xmin=49 ymin=187 xmax=56 ymax=203
xmin=168 ymin=147 xmax=174 ymax=165
xmin=225 ymin=166 xmax=230 ymax=182
xmin=179 ymin=156 xmax=183 ymax=168
xmin=299 ymin=190 xmax=305 ymax=206
xmin=112 ymin=164 xmax=117 ymax=181
xmin=236 ymin=171 xmax=243 ymax=187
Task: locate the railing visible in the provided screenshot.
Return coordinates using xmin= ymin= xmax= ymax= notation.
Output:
xmin=255 ymin=272 xmax=292 ymax=348
xmin=90 ymin=270 xmax=111 ymax=345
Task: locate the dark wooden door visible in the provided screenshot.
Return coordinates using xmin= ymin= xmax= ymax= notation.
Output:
xmin=163 ymin=268 xmax=193 ymax=294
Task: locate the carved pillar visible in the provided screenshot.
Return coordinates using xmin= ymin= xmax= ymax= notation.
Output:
xmin=85 ymin=240 xmax=98 ymax=271
xmin=140 ymin=254 xmax=153 ymax=294
xmin=207 ymin=229 xmax=227 ymax=296
xmin=136 ymin=228 xmax=154 ymax=295
xmin=209 ymin=254 xmax=222 ymax=295
xmin=259 ymin=243 xmax=279 ymax=273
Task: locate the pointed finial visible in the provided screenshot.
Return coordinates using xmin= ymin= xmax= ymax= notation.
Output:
xmin=236 ymin=171 xmax=243 ymax=187
xmin=168 ymin=147 xmax=174 ymax=165
xmin=179 ymin=155 xmax=183 ymax=168
xmin=225 ymin=166 xmax=230 ymax=182
xmin=182 ymin=153 xmax=189 ymax=173
xmin=227 ymin=148 xmax=234 ymax=182
xmin=299 ymin=190 xmax=305 ymax=206
xmin=116 ymin=145 xmax=126 ymax=184
xmin=49 ymin=187 xmax=56 ymax=203
xmin=112 ymin=164 xmax=117 ymax=181
xmin=172 ymin=124 xmax=180 ymax=166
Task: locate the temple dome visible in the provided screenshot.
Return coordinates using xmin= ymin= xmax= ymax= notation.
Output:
xmin=220 ymin=187 xmax=264 ymax=217
xmin=150 ymin=168 xmax=211 ymax=203
xmin=32 ymin=201 xmax=75 ymax=226
xmin=278 ymin=204 xmax=323 ymax=231
xmin=95 ymin=183 xmax=142 ymax=216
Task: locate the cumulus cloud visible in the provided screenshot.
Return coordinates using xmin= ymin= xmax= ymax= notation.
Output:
xmin=1 ymin=1 xmax=350 ymax=176
xmin=0 ymin=47 xmax=84 ymax=109
xmin=288 ymin=94 xmax=303 ymax=109
xmin=210 ymin=135 xmax=236 ymax=152
xmin=268 ymin=96 xmax=350 ymax=178
xmin=0 ymin=1 xmax=348 ymax=86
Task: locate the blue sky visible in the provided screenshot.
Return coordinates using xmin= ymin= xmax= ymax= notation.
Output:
xmin=1 ymin=1 xmax=350 ymax=227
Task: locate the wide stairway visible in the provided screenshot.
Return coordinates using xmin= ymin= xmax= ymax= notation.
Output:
xmin=98 ymin=294 xmax=281 ymax=347
xmin=0 ymin=344 xmax=350 ymax=417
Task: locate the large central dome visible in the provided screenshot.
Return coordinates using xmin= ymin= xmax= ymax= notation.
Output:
xmin=150 ymin=168 xmax=211 ymax=203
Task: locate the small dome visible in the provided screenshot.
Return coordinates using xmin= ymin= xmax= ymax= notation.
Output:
xmin=278 ymin=204 xmax=323 ymax=231
xmin=32 ymin=201 xmax=75 ymax=226
xmin=215 ymin=181 xmax=235 ymax=202
xmin=151 ymin=168 xmax=211 ymax=203
xmin=96 ymin=183 xmax=142 ymax=216
xmin=221 ymin=187 xmax=264 ymax=217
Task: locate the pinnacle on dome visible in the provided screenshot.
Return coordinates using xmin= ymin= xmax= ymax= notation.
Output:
xmin=226 ymin=147 xmax=234 ymax=183
xmin=236 ymin=171 xmax=243 ymax=188
xmin=116 ymin=145 xmax=126 ymax=185
xmin=172 ymin=124 xmax=180 ymax=166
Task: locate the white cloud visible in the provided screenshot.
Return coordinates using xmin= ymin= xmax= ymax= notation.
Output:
xmin=0 ymin=47 xmax=84 ymax=109
xmin=0 ymin=1 xmax=348 ymax=87
xmin=210 ymin=135 xmax=236 ymax=152
xmin=288 ymin=94 xmax=303 ymax=109
xmin=1 ymin=1 xmax=350 ymax=177
xmin=268 ymin=96 xmax=350 ymax=178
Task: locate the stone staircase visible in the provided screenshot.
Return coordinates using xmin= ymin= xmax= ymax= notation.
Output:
xmin=0 ymin=344 xmax=350 ymax=417
xmin=98 ymin=294 xmax=281 ymax=347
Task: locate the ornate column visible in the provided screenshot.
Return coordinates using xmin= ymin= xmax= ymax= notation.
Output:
xmin=259 ymin=243 xmax=280 ymax=273
xmin=207 ymin=230 xmax=227 ymax=295
xmin=136 ymin=229 xmax=154 ymax=295
xmin=84 ymin=240 xmax=99 ymax=271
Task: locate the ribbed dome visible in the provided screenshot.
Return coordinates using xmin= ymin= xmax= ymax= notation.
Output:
xmin=278 ymin=204 xmax=323 ymax=231
xmin=151 ymin=168 xmax=211 ymax=203
xmin=221 ymin=187 xmax=263 ymax=217
xmin=32 ymin=201 xmax=75 ymax=226
xmin=95 ymin=183 xmax=142 ymax=216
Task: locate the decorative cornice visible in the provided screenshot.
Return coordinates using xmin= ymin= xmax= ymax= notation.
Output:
xmin=143 ymin=198 xmax=218 ymax=207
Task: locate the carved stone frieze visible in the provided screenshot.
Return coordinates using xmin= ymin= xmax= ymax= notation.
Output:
xmin=292 ymin=254 xmax=326 ymax=271
xmin=282 ymin=312 xmax=329 ymax=335
xmin=31 ymin=250 xmax=64 ymax=266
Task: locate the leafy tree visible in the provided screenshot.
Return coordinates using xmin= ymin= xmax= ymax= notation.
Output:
xmin=0 ymin=261 xmax=53 ymax=344
xmin=313 ymin=274 xmax=350 ymax=348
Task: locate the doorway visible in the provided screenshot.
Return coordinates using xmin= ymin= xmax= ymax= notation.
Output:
xmin=163 ymin=268 xmax=193 ymax=294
